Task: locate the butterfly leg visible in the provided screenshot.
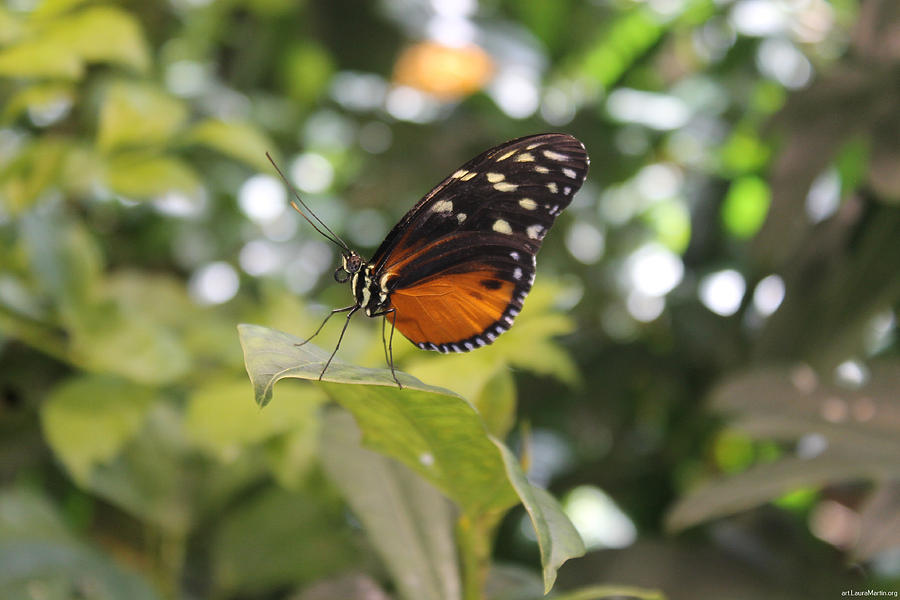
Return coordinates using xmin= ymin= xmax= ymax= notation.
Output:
xmin=371 ymin=308 xmax=401 ymax=389
xmin=318 ymin=305 xmax=361 ymax=380
xmin=297 ymin=304 xmax=357 ymax=347
xmin=380 ymin=316 xmax=389 ymax=367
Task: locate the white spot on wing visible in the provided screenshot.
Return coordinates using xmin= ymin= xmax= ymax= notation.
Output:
xmin=493 ymin=219 xmax=513 ymax=234
xmin=452 ymin=169 xmax=467 ymax=179
xmin=547 ymin=182 xmax=558 ymax=194
xmin=486 ymin=332 xmax=497 ymax=342
xmin=451 ymin=344 xmax=462 ymax=353
xmin=487 ymin=172 xmax=505 ymax=183
xmin=494 ymin=182 xmax=518 ymax=192
xmin=535 ymin=165 xmax=549 ymax=173
xmin=519 ymin=198 xmax=537 ymax=210
xmin=497 ymin=149 xmax=516 ymax=161
xmin=526 ymin=143 xmax=540 ymax=150
xmin=543 ymin=150 xmax=567 ymax=161
xmin=510 ymin=251 xmax=520 ymax=260
xmin=515 ymin=152 xmax=535 ymax=162
xmin=513 ymin=267 xmax=523 ymax=280
xmin=457 ymin=212 xmax=467 ymax=223
xmin=563 ymin=168 xmax=577 ymax=179
xmin=564 ymin=186 xmax=572 ymax=195
xmin=475 ymin=337 xmax=486 ymax=346
xmin=461 ymin=171 xmax=477 ymax=181
xmin=432 ymin=199 xmax=453 ymax=213
xmin=464 ymin=342 xmax=474 ymax=350
xmin=527 ymin=224 xmax=543 ymax=239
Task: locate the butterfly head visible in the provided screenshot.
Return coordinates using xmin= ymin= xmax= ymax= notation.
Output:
xmin=335 ymin=250 xmax=363 ymax=283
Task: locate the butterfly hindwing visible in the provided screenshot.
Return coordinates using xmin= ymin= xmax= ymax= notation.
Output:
xmin=374 ymin=133 xmax=589 ymax=352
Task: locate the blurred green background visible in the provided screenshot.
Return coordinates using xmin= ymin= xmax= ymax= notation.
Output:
xmin=2 ymin=0 xmax=900 ymax=598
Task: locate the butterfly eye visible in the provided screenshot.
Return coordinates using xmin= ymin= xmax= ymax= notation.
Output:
xmin=334 ymin=266 xmax=351 ymax=283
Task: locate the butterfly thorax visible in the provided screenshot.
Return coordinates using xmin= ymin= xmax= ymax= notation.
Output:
xmin=351 ymin=263 xmax=394 ymax=317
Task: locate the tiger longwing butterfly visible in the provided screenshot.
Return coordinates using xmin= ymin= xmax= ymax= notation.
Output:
xmin=269 ymin=133 xmax=589 ymax=387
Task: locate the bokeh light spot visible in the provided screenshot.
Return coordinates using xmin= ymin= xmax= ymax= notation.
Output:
xmin=488 ymin=70 xmax=539 ymax=119
xmin=565 ymin=222 xmax=605 ymax=264
xmin=607 ymin=89 xmax=690 ymax=130
xmin=699 ymin=269 xmax=746 ymax=316
xmin=757 ymin=38 xmax=813 ymax=89
xmin=625 ymin=243 xmax=684 ymax=297
xmin=564 ymin=486 xmax=637 ymax=550
xmin=239 ymin=174 xmax=286 ymax=223
xmin=806 ymin=168 xmax=841 ymax=223
xmin=752 ymin=274 xmax=785 ymax=316
xmin=359 ymin=121 xmax=393 ymax=154
xmin=189 ymin=261 xmax=239 ymax=305
xmin=626 ymin=291 xmax=665 ymax=322
xmin=290 ymin=153 xmax=334 ymax=194
xmin=239 ymin=240 xmax=282 ymax=276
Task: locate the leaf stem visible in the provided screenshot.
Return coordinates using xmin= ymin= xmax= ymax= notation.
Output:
xmin=456 ymin=512 xmax=500 ymax=600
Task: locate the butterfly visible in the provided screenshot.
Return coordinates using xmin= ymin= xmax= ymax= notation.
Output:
xmin=268 ymin=133 xmax=590 ymax=387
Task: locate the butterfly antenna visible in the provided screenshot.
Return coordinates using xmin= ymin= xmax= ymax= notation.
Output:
xmin=265 ymin=152 xmax=351 ymax=252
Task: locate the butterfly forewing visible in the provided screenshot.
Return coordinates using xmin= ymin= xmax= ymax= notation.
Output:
xmin=372 ymin=133 xmax=589 ymax=353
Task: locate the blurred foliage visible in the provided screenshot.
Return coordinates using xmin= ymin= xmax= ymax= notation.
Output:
xmin=1 ymin=0 xmax=900 ymax=599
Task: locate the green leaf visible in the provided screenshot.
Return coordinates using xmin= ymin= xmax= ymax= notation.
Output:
xmin=239 ymin=323 xmax=586 ymax=593
xmin=643 ymin=199 xmax=691 ymax=254
xmin=0 ymin=39 xmax=83 ymax=79
xmin=238 ymin=323 xmax=518 ymax=516
xmin=56 ymin=271 xmax=192 ymax=385
xmin=39 ymin=375 xmax=155 ymax=483
xmin=0 ymin=488 xmax=161 ymax=600
xmin=212 ymin=485 xmax=360 ymax=595
xmin=97 ymin=82 xmax=187 ymax=152
xmin=84 ymin=403 xmax=262 ymax=533
xmin=667 ymin=362 xmax=900 ymax=531
xmin=667 ymin=451 xmax=900 ymax=532
xmin=551 ymin=585 xmax=667 ymax=600
xmin=718 ymin=126 xmax=771 ymax=175
xmin=320 ymin=409 xmax=461 ymax=600
xmin=1 ymin=82 xmax=74 ymax=125
xmin=20 ymin=210 xmax=101 ymax=306
xmin=576 ymin=8 xmax=662 ymax=87
xmin=0 ymin=7 xmax=25 ymax=45
xmin=721 ymin=176 xmax=771 ymax=239
xmin=473 ymin=367 xmax=517 ymax=440
xmin=182 ymin=119 xmax=278 ymax=172
xmin=31 ymin=0 xmax=93 ymax=19
xmin=494 ymin=441 xmax=585 ymax=594
xmin=0 ymin=136 xmax=70 ymax=211
xmin=67 ymin=307 xmax=191 ymax=385
xmin=106 ymin=153 xmax=200 ymax=198
xmin=185 ymin=376 xmax=325 ymax=461
xmin=279 ymin=41 xmax=335 ymax=105
xmin=41 ymin=6 xmax=150 ymax=72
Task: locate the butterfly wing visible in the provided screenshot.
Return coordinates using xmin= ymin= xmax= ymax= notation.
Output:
xmin=372 ymin=133 xmax=590 ymax=353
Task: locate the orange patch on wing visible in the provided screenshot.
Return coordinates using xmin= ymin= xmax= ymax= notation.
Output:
xmin=387 ymin=270 xmax=514 ymax=346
